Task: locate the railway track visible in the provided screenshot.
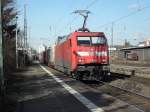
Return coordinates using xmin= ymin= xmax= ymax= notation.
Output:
xmin=49 ymin=66 xmax=150 ymax=111
xmin=111 ymin=72 xmax=150 ymax=86
xmin=99 ymin=73 xmax=150 ymax=100
xmin=99 ymin=80 xmax=150 ymax=100
xmin=82 ymin=77 xmax=150 ymax=112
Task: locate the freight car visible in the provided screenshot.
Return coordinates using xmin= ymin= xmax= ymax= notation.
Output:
xmin=47 ymin=45 xmax=55 ymax=68
xmin=39 ymin=50 xmax=48 ymax=64
xmin=54 ymin=31 xmax=110 ymax=80
xmin=39 ymin=51 xmax=45 ymax=64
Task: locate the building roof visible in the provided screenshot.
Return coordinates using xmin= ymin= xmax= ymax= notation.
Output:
xmin=121 ymin=46 xmax=150 ymax=51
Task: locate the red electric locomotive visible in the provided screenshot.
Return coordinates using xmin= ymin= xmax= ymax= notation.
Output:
xmin=54 ymin=10 xmax=110 ymax=80
xmin=55 ymin=31 xmax=110 ymax=80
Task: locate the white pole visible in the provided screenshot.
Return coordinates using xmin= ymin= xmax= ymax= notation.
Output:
xmin=111 ymin=22 xmax=114 ymax=48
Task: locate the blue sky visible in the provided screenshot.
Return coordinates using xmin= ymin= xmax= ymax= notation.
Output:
xmin=17 ymin=0 xmax=150 ymax=49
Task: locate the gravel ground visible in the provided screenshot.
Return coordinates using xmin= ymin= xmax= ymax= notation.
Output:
xmin=110 ymin=64 xmax=150 ymax=79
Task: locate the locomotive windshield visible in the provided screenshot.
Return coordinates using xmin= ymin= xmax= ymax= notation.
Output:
xmin=77 ymin=36 xmax=106 ymax=46
xmin=77 ymin=37 xmax=91 ymax=46
xmin=91 ymin=37 xmax=106 ymax=45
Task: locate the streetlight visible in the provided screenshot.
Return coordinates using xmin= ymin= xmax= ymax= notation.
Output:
xmin=16 ymin=16 xmax=18 ymax=69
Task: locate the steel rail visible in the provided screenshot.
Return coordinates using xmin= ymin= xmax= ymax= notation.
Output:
xmin=98 ymin=80 xmax=150 ymax=100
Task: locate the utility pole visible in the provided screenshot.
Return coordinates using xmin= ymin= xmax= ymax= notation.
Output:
xmin=28 ymin=26 xmax=30 ymax=48
xmin=0 ymin=0 xmax=5 ymax=109
xmin=111 ymin=22 xmax=114 ymax=48
xmin=24 ymin=3 xmax=27 ymax=65
xmin=16 ymin=16 xmax=18 ymax=69
xmin=24 ymin=3 xmax=27 ymax=49
xmin=110 ymin=22 xmax=114 ymax=63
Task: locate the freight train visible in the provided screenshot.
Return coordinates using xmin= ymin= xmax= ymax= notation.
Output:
xmin=39 ymin=31 xmax=110 ymax=80
xmin=39 ymin=10 xmax=110 ymax=80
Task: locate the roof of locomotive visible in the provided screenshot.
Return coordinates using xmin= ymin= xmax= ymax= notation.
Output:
xmin=71 ymin=31 xmax=105 ymax=37
xmin=56 ymin=31 xmax=106 ymax=45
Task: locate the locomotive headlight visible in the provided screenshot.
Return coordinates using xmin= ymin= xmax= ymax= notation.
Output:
xmin=78 ymin=58 xmax=84 ymax=63
xmin=78 ymin=59 xmax=82 ymax=62
xmin=102 ymin=59 xmax=107 ymax=63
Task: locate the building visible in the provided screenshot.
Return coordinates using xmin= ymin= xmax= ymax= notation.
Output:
xmin=120 ymin=46 xmax=150 ymax=62
xmin=138 ymin=39 xmax=150 ymax=47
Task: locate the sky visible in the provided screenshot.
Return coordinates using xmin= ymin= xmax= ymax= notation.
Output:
xmin=17 ymin=0 xmax=150 ymax=50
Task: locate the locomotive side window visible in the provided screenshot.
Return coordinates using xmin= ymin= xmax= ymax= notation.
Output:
xmin=77 ymin=37 xmax=91 ymax=46
xmin=69 ymin=39 xmax=72 ymax=47
xmin=92 ymin=37 xmax=106 ymax=45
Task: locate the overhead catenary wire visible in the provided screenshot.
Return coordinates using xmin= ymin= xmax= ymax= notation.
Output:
xmin=85 ymin=0 xmax=99 ymax=9
xmin=67 ymin=0 xmax=100 ymax=29
xmin=54 ymin=0 xmax=88 ymax=36
xmin=97 ymin=4 xmax=150 ymax=29
xmin=58 ymin=0 xmax=100 ymax=35
xmin=98 ymin=3 xmax=150 ymax=49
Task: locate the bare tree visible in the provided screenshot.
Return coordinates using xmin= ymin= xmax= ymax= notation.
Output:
xmin=2 ymin=0 xmax=18 ymax=75
xmin=2 ymin=0 xmax=17 ymax=38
